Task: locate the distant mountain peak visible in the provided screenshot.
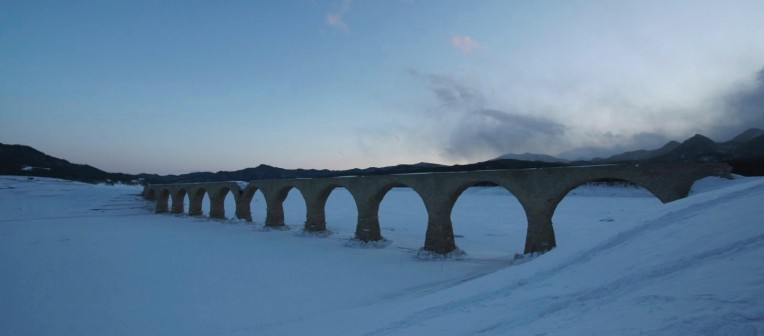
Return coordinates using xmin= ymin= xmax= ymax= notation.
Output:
xmin=729 ymin=128 xmax=764 ymax=143
xmin=492 ymin=152 xmax=568 ymax=163
xmin=685 ymin=133 xmax=714 ymax=144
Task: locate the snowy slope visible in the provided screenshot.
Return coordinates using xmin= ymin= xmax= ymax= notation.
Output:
xmin=1 ymin=175 xmax=763 ymax=335
xmin=266 ymin=177 xmax=764 ymax=336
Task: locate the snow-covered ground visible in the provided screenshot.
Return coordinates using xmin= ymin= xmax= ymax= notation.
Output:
xmin=1 ymin=175 xmax=762 ymax=335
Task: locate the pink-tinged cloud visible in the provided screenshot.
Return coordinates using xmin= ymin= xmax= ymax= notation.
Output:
xmin=326 ymin=0 xmax=351 ymax=32
xmin=326 ymin=13 xmax=346 ymax=30
xmin=451 ymin=35 xmax=481 ymax=53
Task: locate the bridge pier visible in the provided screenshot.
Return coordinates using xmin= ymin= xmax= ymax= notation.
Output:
xmin=423 ymin=215 xmax=457 ymax=254
xmin=188 ymin=189 xmax=204 ymax=216
xmin=209 ymin=196 xmax=226 ymax=219
xmin=422 ymin=199 xmax=458 ymax=255
xmin=523 ymin=205 xmax=557 ymax=254
xmin=301 ymin=188 xmax=329 ymax=232
xmin=355 ymin=199 xmax=383 ymax=241
xmin=265 ymin=204 xmax=285 ymax=227
xmin=263 ymin=188 xmax=289 ymax=228
xmin=170 ymin=192 xmax=184 ymax=214
xmin=155 ymin=198 xmax=169 ymax=214
xmin=305 ymin=204 xmax=327 ymax=232
xmin=235 ymin=198 xmax=253 ymax=221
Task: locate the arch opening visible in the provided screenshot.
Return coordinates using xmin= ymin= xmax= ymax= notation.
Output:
xmin=247 ymin=189 xmax=267 ymax=224
xmin=450 ymin=182 xmax=526 ymax=258
xmin=282 ymin=187 xmax=307 ymax=227
xmin=182 ymin=190 xmax=190 ymax=214
xmin=687 ymin=176 xmax=731 ymax=196
xmin=552 ymin=178 xmax=660 ymax=250
xmin=201 ymin=191 xmax=211 ymax=218
xmin=378 ymin=185 xmax=427 ymax=249
xmin=324 ymin=186 xmax=357 ymax=235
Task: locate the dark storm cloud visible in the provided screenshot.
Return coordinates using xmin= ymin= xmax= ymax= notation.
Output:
xmin=407 ymin=69 xmax=568 ymax=160
xmin=718 ymin=66 xmax=764 ymax=140
xmin=558 ymin=132 xmax=673 ymax=161
xmin=446 ymin=109 xmax=567 ymax=160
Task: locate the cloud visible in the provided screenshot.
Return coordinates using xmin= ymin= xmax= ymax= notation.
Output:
xmin=406 ymin=69 xmax=566 ymax=161
xmin=557 ymin=132 xmax=673 ymax=161
xmin=326 ymin=0 xmax=352 ymax=31
xmin=406 ymin=69 xmax=484 ymax=112
xmin=715 ymin=66 xmax=764 ymax=140
xmin=451 ymin=35 xmax=481 ymax=53
xmin=447 ymin=109 xmax=567 ymax=160
xmin=401 ymin=62 xmax=764 ymax=164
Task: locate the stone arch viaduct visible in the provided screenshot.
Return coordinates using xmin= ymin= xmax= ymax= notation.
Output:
xmin=142 ymin=163 xmax=730 ymax=255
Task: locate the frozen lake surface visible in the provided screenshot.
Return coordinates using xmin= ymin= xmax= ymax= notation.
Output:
xmin=1 ymin=175 xmax=762 ymax=335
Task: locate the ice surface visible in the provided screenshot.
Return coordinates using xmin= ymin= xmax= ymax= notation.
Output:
xmin=1 ymin=175 xmax=762 ymax=335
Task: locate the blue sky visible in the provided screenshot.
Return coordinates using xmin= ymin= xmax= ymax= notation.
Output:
xmin=2 ymin=0 xmax=764 ymax=174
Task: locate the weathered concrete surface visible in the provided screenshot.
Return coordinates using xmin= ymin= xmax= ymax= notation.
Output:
xmin=143 ymin=163 xmax=731 ymax=255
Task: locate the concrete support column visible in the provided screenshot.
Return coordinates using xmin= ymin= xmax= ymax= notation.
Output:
xmin=264 ymin=193 xmax=287 ymax=228
xmin=188 ymin=203 xmax=203 ymax=216
xmin=522 ymin=202 xmax=557 ymax=254
xmin=188 ymin=190 xmax=204 ymax=216
xmin=422 ymin=201 xmax=457 ymax=255
xmin=355 ymin=200 xmax=382 ymax=241
xmin=144 ymin=187 xmax=156 ymax=200
xmin=170 ymin=194 xmax=184 ymax=214
xmin=155 ymin=198 xmax=169 ymax=214
xmin=235 ymin=195 xmax=253 ymax=222
xmin=304 ymin=197 xmax=327 ymax=232
xmin=209 ymin=193 xmax=226 ymax=219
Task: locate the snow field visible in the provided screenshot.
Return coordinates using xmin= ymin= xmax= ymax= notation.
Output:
xmin=1 ymin=175 xmax=762 ymax=335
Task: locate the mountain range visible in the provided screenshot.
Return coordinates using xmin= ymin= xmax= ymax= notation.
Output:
xmin=1 ymin=128 xmax=763 ymax=184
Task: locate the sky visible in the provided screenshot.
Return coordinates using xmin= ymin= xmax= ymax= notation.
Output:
xmin=2 ymin=0 xmax=764 ymax=174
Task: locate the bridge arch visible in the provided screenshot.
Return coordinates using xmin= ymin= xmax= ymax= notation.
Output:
xmin=547 ymin=174 xmax=697 ymax=218
xmin=302 ymin=183 xmax=354 ymax=232
xmin=323 ymin=186 xmax=359 ymax=234
xmin=447 ymin=180 xmax=527 ymax=256
xmin=257 ymin=183 xmax=308 ymax=228
xmin=359 ymin=181 xmax=429 ymax=243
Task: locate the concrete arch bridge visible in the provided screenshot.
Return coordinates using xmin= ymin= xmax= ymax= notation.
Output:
xmin=143 ymin=163 xmax=730 ymax=255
